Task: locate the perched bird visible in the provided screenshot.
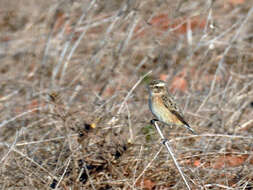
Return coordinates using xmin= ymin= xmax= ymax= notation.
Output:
xmin=148 ymin=80 xmax=195 ymax=134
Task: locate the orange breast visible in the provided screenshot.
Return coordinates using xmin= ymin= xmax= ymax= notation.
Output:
xmin=151 ymin=96 xmax=182 ymax=125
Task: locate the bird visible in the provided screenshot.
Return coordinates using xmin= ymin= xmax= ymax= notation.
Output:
xmin=148 ymin=79 xmax=195 ymax=134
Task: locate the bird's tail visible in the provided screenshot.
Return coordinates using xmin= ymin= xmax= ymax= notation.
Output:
xmin=184 ymin=124 xmax=196 ymax=135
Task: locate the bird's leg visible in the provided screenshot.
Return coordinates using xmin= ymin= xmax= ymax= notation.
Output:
xmin=150 ymin=119 xmax=168 ymax=144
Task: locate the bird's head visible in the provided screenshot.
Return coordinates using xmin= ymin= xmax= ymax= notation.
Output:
xmin=148 ymin=80 xmax=167 ymax=96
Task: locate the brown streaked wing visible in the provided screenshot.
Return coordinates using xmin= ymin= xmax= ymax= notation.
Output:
xmin=161 ymin=95 xmax=190 ymax=127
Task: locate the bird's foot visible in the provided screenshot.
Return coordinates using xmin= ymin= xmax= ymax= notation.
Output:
xmin=161 ymin=138 xmax=168 ymax=145
xmin=150 ymin=119 xmax=159 ymax=125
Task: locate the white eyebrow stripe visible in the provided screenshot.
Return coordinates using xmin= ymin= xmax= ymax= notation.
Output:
xmin=154 ymin=83 xmax=166 ymax=87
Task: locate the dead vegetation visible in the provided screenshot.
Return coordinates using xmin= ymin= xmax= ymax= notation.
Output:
xmin=1 ymin=0 xmax=253 ymax=189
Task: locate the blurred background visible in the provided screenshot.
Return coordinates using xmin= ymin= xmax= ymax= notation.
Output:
xmin=0 ymin=0 xmax=253 ymax=189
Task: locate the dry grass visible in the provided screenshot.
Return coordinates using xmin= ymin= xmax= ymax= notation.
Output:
xmin=1 ymin=0 xmax=253 ymax=189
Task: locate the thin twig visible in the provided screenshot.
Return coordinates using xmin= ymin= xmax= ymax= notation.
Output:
xmin=133 ymin=146 xmax=162 ymax=187
xmin=5 ymin=144 xmax=58 ymax=181
xmin=117 ymin=70 xmax=152 ymax=114
xmin=197 ymin=6 xmax=253 ymax=113
xmin=152 ymin=120 xmax=192 ymax=190
xmin=0 ymin=130 xmax=19 ymax=164
xmin=126 ymin=103 xmax=134 ymax=143
xmin=59 ymin=0 xmax=97 ymax=85
xmin=133 ymin=145 xmax=143 ymax=184
xmin=55 ymin=156 xmax=72 ymax=189
xmin=83 ymin=161 xmax=96 ymax=190
xmin=0 ymin=107 xmax=44 ymax=129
